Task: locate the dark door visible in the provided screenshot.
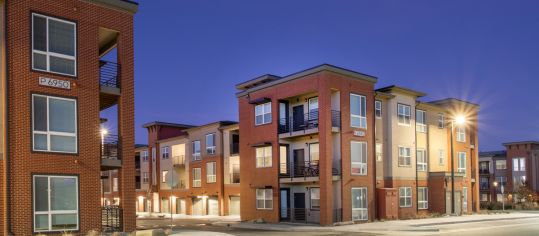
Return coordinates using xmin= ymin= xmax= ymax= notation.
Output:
xmin=293 ymin=149 xmax=305 ymax=177
xmin=280 ymin=189 xmax=290 ymax=220
xmin=293 ymin=193 xmax=306 ymax=222
xmin=292 ymin=105 xmax=304 ymax=131
xmin=279 ymin=101 xmax=289 ymax=133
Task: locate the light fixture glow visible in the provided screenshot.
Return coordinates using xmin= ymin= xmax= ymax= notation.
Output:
xmin=455 ymin=115 xmax=466 ymax=125
xmin=493 ymin=181 xmax=498 ymax=187
xmin=101 ymin=128 xmax=108 ymax=135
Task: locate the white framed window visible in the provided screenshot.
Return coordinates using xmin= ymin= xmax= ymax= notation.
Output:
xmin=161 ymin=146 xmax=169 ymax=159
xmin=142 ymin=150 xmax=149 ymax=162
xmin=456 ymin=126 xmax=466 ymax=142
xmin=375 ymin=143 xmax=382 ymax=162
xmin=397 ymin=104 xmax=411 ymax=125
xmin=142 ymin=172 xmax=149 ymax=183
xmin=351 ymin=187 xmax=368 ymax=221
xmin=310 ymin=188 xmax=320 ymax=209
xmin=416 ymin=110 xmax=426 ymax=133
xmin=350 ymin=94 xmax=367 ymax=128
xmin=398 ymin=146 xmax=411 ymax=166
xmin=309 ymin=143 xmax=319 ymax=163
xmin=206 ymin=133 xmax=216 ymax=155
xmin=32 ymin=13 xmax=77 ymax=76
xmin=399 ymin=187 xmax=412 ymax=207
xmin=207 ymin=162 xmax=216 ymax=183
xmin=113 ymin=177 xmax=118 ymax=192
xmin=417 ymin=149 xmax=427 ymax=171
xmin=32 ymin=94 xmax=77 ymax=153
xmin=256 ymin=188 xmax=273 ymax=210
xmin=33 ymin=175 xmax=79 ymax=232
xmin=496 ymin=160 xmax=507 ymax=170
xmin=513 ymin=157 xmax=526 ymax=171
xmin=438 ymin=149 xmax=445 ymax=166
xmin=375 ymin=100 xmax=382 ymax=119
xmin=438 ymin=113 xmax=445 ymax=129
xmin=255 ymin=102 xmax=272 ymax=125
xmin=462 ymin=187 xmax=468 ymax=213
xmin=162 ymin=170 xmax=168 ymax=183
xmin=256 ymin=146 xmax=272 ymax=168
xmin=192 ymin=168 xmax=201 ymax=187
xmin=192 ymin=141 xmax=201 ymax=161
xmin=457 ymin=152 xmax=466 ymax=173
xmin=480 ymin=193 xmax=489 ymax=202
xmin=418 ymin=187 xmax=428 ymax=209
xmin=351 ymin=141 xmax=367 ymax=175
xmin=308 ymin=97 xmax=319 ymax=120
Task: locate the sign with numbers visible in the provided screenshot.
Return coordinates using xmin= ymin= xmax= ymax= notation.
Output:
xmin=38 ymin=77 xmax=71 ymax=90
xmin=353 ymin=130 xmax=365 ymax=137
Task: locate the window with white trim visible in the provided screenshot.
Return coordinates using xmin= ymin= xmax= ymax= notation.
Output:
xmin=32 ymin=13 xmax=77 ymax=76
xmin=399 ymin=187 xmax=412 ymax=207
xmin=513 ymin=157 xmax=526 ymax=171
xmin=142 ymin=150 xmax=149 ymax=162
xmin=496 ymin=160 xmax=507 ymax=170
xmin=351 ymin=187 xmax=368 ymax=221
xmin=33 ymin=175 xmax=79 ymax=232
xmin=255 ymin=102 xmax=272 ymax=125
xmin=256 ymin=189 xmax=273 ymax=210
xmin=375 ymin=100 xmax=382 ymax=119
xmin=310 ymin=188 xmax=320 ymax=209
xmin=456 ymin=126 xmax=466 ymax=142
xmin=375 ymin=143 xmax=382 ymax=162
xmin=438 ymin=113 xmax=445 ymax=129
xmin=142 ymin=172 xmax=149 ymax=183
xmin=417 ymin=149 xmax=427 ymax=171
xmin=350 ymin=94 xmax=367 ymax=128
xmin=351 ymin=141 xmax=367 ymax=175
xmin=309 ymin=143 xmax=319 ymax=163
xmin=207 ymin=162 xmax=216 ymax=183
xmin=458 ymin=152 xmax=466 ymax=173
xmin=438 ymin=149 xmax=445 ymax=166
xmin=192 ymin=168 xmax=201 ymax=187
xmin=161 ymin=171 xmax=168 ymax=183
xmin=206 ymin=133 xmax=216 ymax=155
xmin=397 ymin=104 xmax=411 ymax=125
xmin=113 ymin=177 xmax=118 ymax=192
xmin=192 ymin=141 xmax=201 ymax=161
xmin=256 ymin=146 xmax=272 ymax=168
xmin=418 ymin=187 xmax=428 ymax=209
xmin=398 ymin=146 xmax=411 ymax=166
xmin=416 ymin=110 xmax=426 ymax=132
xmin=161 ymin=146 xmax=169 ymax=159
xmin=32 ymin=94 xmax=77 ymax=153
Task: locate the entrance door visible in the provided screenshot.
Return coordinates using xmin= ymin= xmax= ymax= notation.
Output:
xmin=161 ymin=198 xmax=170 ymax=213
xmin=192 ymin=198 xmax=204 ymax=215
xmin=293 ymin=192 xmax=306 ymax=222
xmin=229 ymin=196 xmax=240 ymax=216
xmin=446 ymin=191 xmax=462 ymax=215
xmin=280 ymin=145 xmax=289 ymax=176
xmin=176 ymin=198 xmax=186 ymax=215
xmin=208 ymin=197 xmax=219 ymax=215
xmin=280 ymin=189 xmax=290 ymax=220
xmin=292 ymin=105 xmax=304 ymax=131
xmin=293 ymin=149 xmax=305 ymax=177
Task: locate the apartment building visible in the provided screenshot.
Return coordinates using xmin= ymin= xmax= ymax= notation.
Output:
xmin=478 ymin=150 xmax=508 ymax=203
xmin=236 ymin=64 xmax=480 ymax=225
xmin=0 ymin=0 xmax=138 ymax=234
xmin=135 ymin=121 xmax=241 ymax=216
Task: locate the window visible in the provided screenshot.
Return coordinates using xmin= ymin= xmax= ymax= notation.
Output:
xmin=438 ymin=149 xmax=445 ymax=166
xmin=496 ymin=194 xmax=504 ymax=202
xmin=32 ymin=94 xmax=77 ymax=153
xmin=255 ymin=102 xmax=272 ymax=125
xmin=309 ymin=143 xmax=319 ymax=164
xmin=375 ymin=143 xmax=382 ymax=162
xmin=142 ymin=172 xmax=149 ymax=183
xmin=480 ymin=193 xmax=490 ymax=202
xmin=161 ymin=146 xmax=169 ymax=159
xmin=142 ymin=151 xmax=149 ymax=162
xmin=513 ymin=157 xmax=526 ymax=171
xmin=351 ymin=141 xmax=367 ymax=175
xmin=417 ymin=149 xmax=427 ymax=171
xmin=192 ymin=141 xmax=201 ymax=161
xmin=162 ymin=171 xmax=168 ymax=183
xmin=32 ymin=13 xmax=77 ymax=76
xmin=351 ymin=187 xmax=368 ymax=221
xmin=256 ymin=189 xmax=273 ymax=210
xmin=256 ymin=146 xmax=272 ymax=168
xmin=398 ymin=147 xmax=411 ymax=166
xmin=308 ymin=97 xmax=319 ymax=120
xmin=397 ymin=104 xmax=411 ymax=125
xmin=495 ymin=176 xmax=507 ymax=189
xmin=33 ymin=175 xmax=79 ymax=232
xmin=350 ymin=94 xmax=367 ymax=128
xmin=495 ymin=160 xmax=507 ymax=170
xmin=480 ymin=177 xmax=489 ymax=190
xmin=418 ymin=187 xmax=428 ymax=210
xmin=416 ymin=110 xmax=426 ymax=133
xmin=310 ymin=188 xmax=320 ymax=209
xmin=463 ymin=187 xmax=468 ymax=213
xmin=437 ymin=113 xmax=445 ymax=128
xmin=192 ymin=168 xmax=201 ymax=187
xmin=399 ymin=187 xmax=412 ymax=207
xmin=113 ymin=178 xmax=118 ymax=192
xmin=457 ymin=152 xmax=466 ymax=173
xmin=207 ymin=162 xmax=216 ymax=183
xmin=375 ymin=100 xmax=382 ymax=119
xmin=456 ymin=126 xmax=466 ymax=142
xmin=206 ymin=133 xmax=216 ymax=155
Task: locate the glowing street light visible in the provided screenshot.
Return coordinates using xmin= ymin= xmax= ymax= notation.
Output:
xmin=455 ymin=115 xmax=466 ymax=125
xmin=450 ymin=114 xmax=468 ymax=215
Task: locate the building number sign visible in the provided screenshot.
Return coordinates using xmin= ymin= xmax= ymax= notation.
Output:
xmin=39 ymin=77 xmax=71 ymax=90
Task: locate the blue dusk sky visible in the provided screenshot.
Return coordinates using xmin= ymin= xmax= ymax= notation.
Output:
xmin=116 ymin=0 xmax=539 ymax=151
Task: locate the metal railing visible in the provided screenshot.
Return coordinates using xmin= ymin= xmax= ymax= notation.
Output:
xmin=230 ymin=172 xmax=240 ymax=184
xmin=102 ymin=205 xmax=122 ymax=232
xmin=333 ymin=208 xmax=343 ymax=223
xmin=172 ymin=180 xmax=186 ymax=189
xmin=280 ymin=161 xmax=340 ymax=178
xmin=102 ymin=134 xmax=121 ymax=160
xmin=230 ymin=143 xmax=239 ymax=155
xmin=278 ymin=110 xmax=341 ymax=134
xmin=479 ymin=169 xmax=490 ymax=174
xmin=173 ymin=155 xmax=186 ymax=166
xmin=100 ymin=60 xmax=120 ymax=88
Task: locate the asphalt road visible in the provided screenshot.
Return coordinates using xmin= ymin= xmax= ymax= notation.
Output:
xmin=428 ymin=217 xmax=539 ymax=236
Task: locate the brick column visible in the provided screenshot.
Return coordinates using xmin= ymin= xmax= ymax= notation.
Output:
xmin=318 ymin=83 xmax=334 ymax=226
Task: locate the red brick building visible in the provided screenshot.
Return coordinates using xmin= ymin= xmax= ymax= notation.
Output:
xmin=0 ymin=0 xmax=138 ymax=234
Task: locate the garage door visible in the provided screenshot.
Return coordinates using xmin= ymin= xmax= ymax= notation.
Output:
xmin=192 ymin=198 xmax=204 ymax=215
xmin=229 ymin=196 xmax=240 ymax=216
xmin=208 ymin=197 xmax=219 ymax=216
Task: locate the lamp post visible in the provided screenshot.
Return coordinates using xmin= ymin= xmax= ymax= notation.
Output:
xmin=100 ymin=128 xmax=108 ymax=207
xmin=450 ymin=115 xmax=466 ymax=215
xmin=493 ymin=181 xmax=505 ymax=211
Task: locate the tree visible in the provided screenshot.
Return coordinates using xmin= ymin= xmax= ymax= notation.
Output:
xmin=514 ymin=186 xmax=539 ymax=203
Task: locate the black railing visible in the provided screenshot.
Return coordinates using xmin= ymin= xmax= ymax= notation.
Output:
xmin=135 ymin=181 xmax=141 ymax=190
xmin=230 ymin=143 xmax=239 ymax=155
xmin=172 ymin=180 xmax=186 ymax=189
xmin=479 ymin=169 xmax=490 ymax=175
xmin=278 ymin=110 xmax=341 ymax=134
xmin=102 ymin=134 xmax=121 ymax=160
xmin=280 ymin=161 xmax=340 ymax=178
xmin=480 ymin=183 xmax=490 ymax=191
xmin=333 ymin=208 xmax=343 ymax=223
xmin=173 ymin=155 xmax=185 ymax=166
xmin=230 ymin=172 xmax=240 ymax=184
xmin=102 ymin=205 xmax=122 ymax=232
xmin=280 ymin=208 xmax=307 ymax=223
xmin=100 ymin=60 xmax=120 ymax=88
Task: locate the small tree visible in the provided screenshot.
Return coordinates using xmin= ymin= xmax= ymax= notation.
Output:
xmin=515 ymin=186 xmax=539 ymax=203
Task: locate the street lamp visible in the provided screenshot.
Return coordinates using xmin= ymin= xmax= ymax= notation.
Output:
xmin=493 ymin=181 xmax=505 ymax=211
xmin=450 ymin=115 xmax=467 ymax=215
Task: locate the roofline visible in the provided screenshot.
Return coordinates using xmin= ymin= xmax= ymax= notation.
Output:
xmin=142 ymin=121 xmax=196 ymax=129
xmin=502 ymin=141 xmax=539 ymax=146
xmin=428 ymin=98 xmax=480 ymax=108
xmin=236 ymin=64 xmax=377 ymax=98
xmin=416 ymin=101 xmax=445 ymax=112
xmin=84 ymin=0 xmax=139 ymax=14
xmin=374 ymin=91 xmax=395 ymax=100
xmin=184 ymin=120 xmax=238 ymax=132
xmin=235 ymin=74 xmax=281 ymax=90
xmin=219 ymin=123 xmax=240 ymax=131
xmin=156 ymin=135 xmax=188 ymax=144
xmin=375 ymin=85 xmax=427 ymax=97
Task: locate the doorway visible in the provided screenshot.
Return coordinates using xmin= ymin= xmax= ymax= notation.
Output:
xmin=293 ymin=192 xmax=306 ymax=222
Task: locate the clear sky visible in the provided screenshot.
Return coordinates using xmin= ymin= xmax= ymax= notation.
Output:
xmin=125 ymin=0 xmax=539 ymax=151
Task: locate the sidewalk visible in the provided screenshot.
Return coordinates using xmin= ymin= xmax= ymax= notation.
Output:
xmin=137 ymin=212 xmax=240 ymax=222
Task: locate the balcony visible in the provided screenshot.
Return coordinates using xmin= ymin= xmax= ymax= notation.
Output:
xmin=101 ymin=134 xmax=122 ymax=171
xmin=479 ymin=169 xmax=490 ymax=175
xmin=230 ymin=172 xmax=240 ymax=184
xmin=99 ymin=60 xmax=121 ymax=110
xmin=102 ymin=205 xmax=122 ymax=232
xmin=172 ymin=180 xmax=187 ymax=190
xmin=173 ymin=155 xmax=186 ymax=167
xmin=230 ymin=143 xmax=239 ymax=155
xmin=279 ymin=161 xmax=340 ymax=183
xmin=278 ymin=110 xmax=341 ymax=139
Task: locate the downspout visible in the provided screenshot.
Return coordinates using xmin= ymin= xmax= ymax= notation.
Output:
xmin=372 ymin=93 xmax=377 ymax=220
xmin=414 ymin=101 xmax=419 ymax=214
xmin=3 ymin=1 xmax=11 ymax=234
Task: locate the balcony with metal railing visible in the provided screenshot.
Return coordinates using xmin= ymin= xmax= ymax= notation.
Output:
xmin=173 ymin=155 xmax=186 ymax=167
xmin=101 ymin=134 xmax=122 ymax=170
xmin=278 ymin=110 xmax=341 ymax=139
xmin=230 ymin=172 xmax=240 ymax=184
xmin=279 ymin=161 xmax=341 ymax=183
xmin=230 ymin=142 xmax=239 ymax=155
xmin=99 ymin=60 xmax=121 ymax=110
